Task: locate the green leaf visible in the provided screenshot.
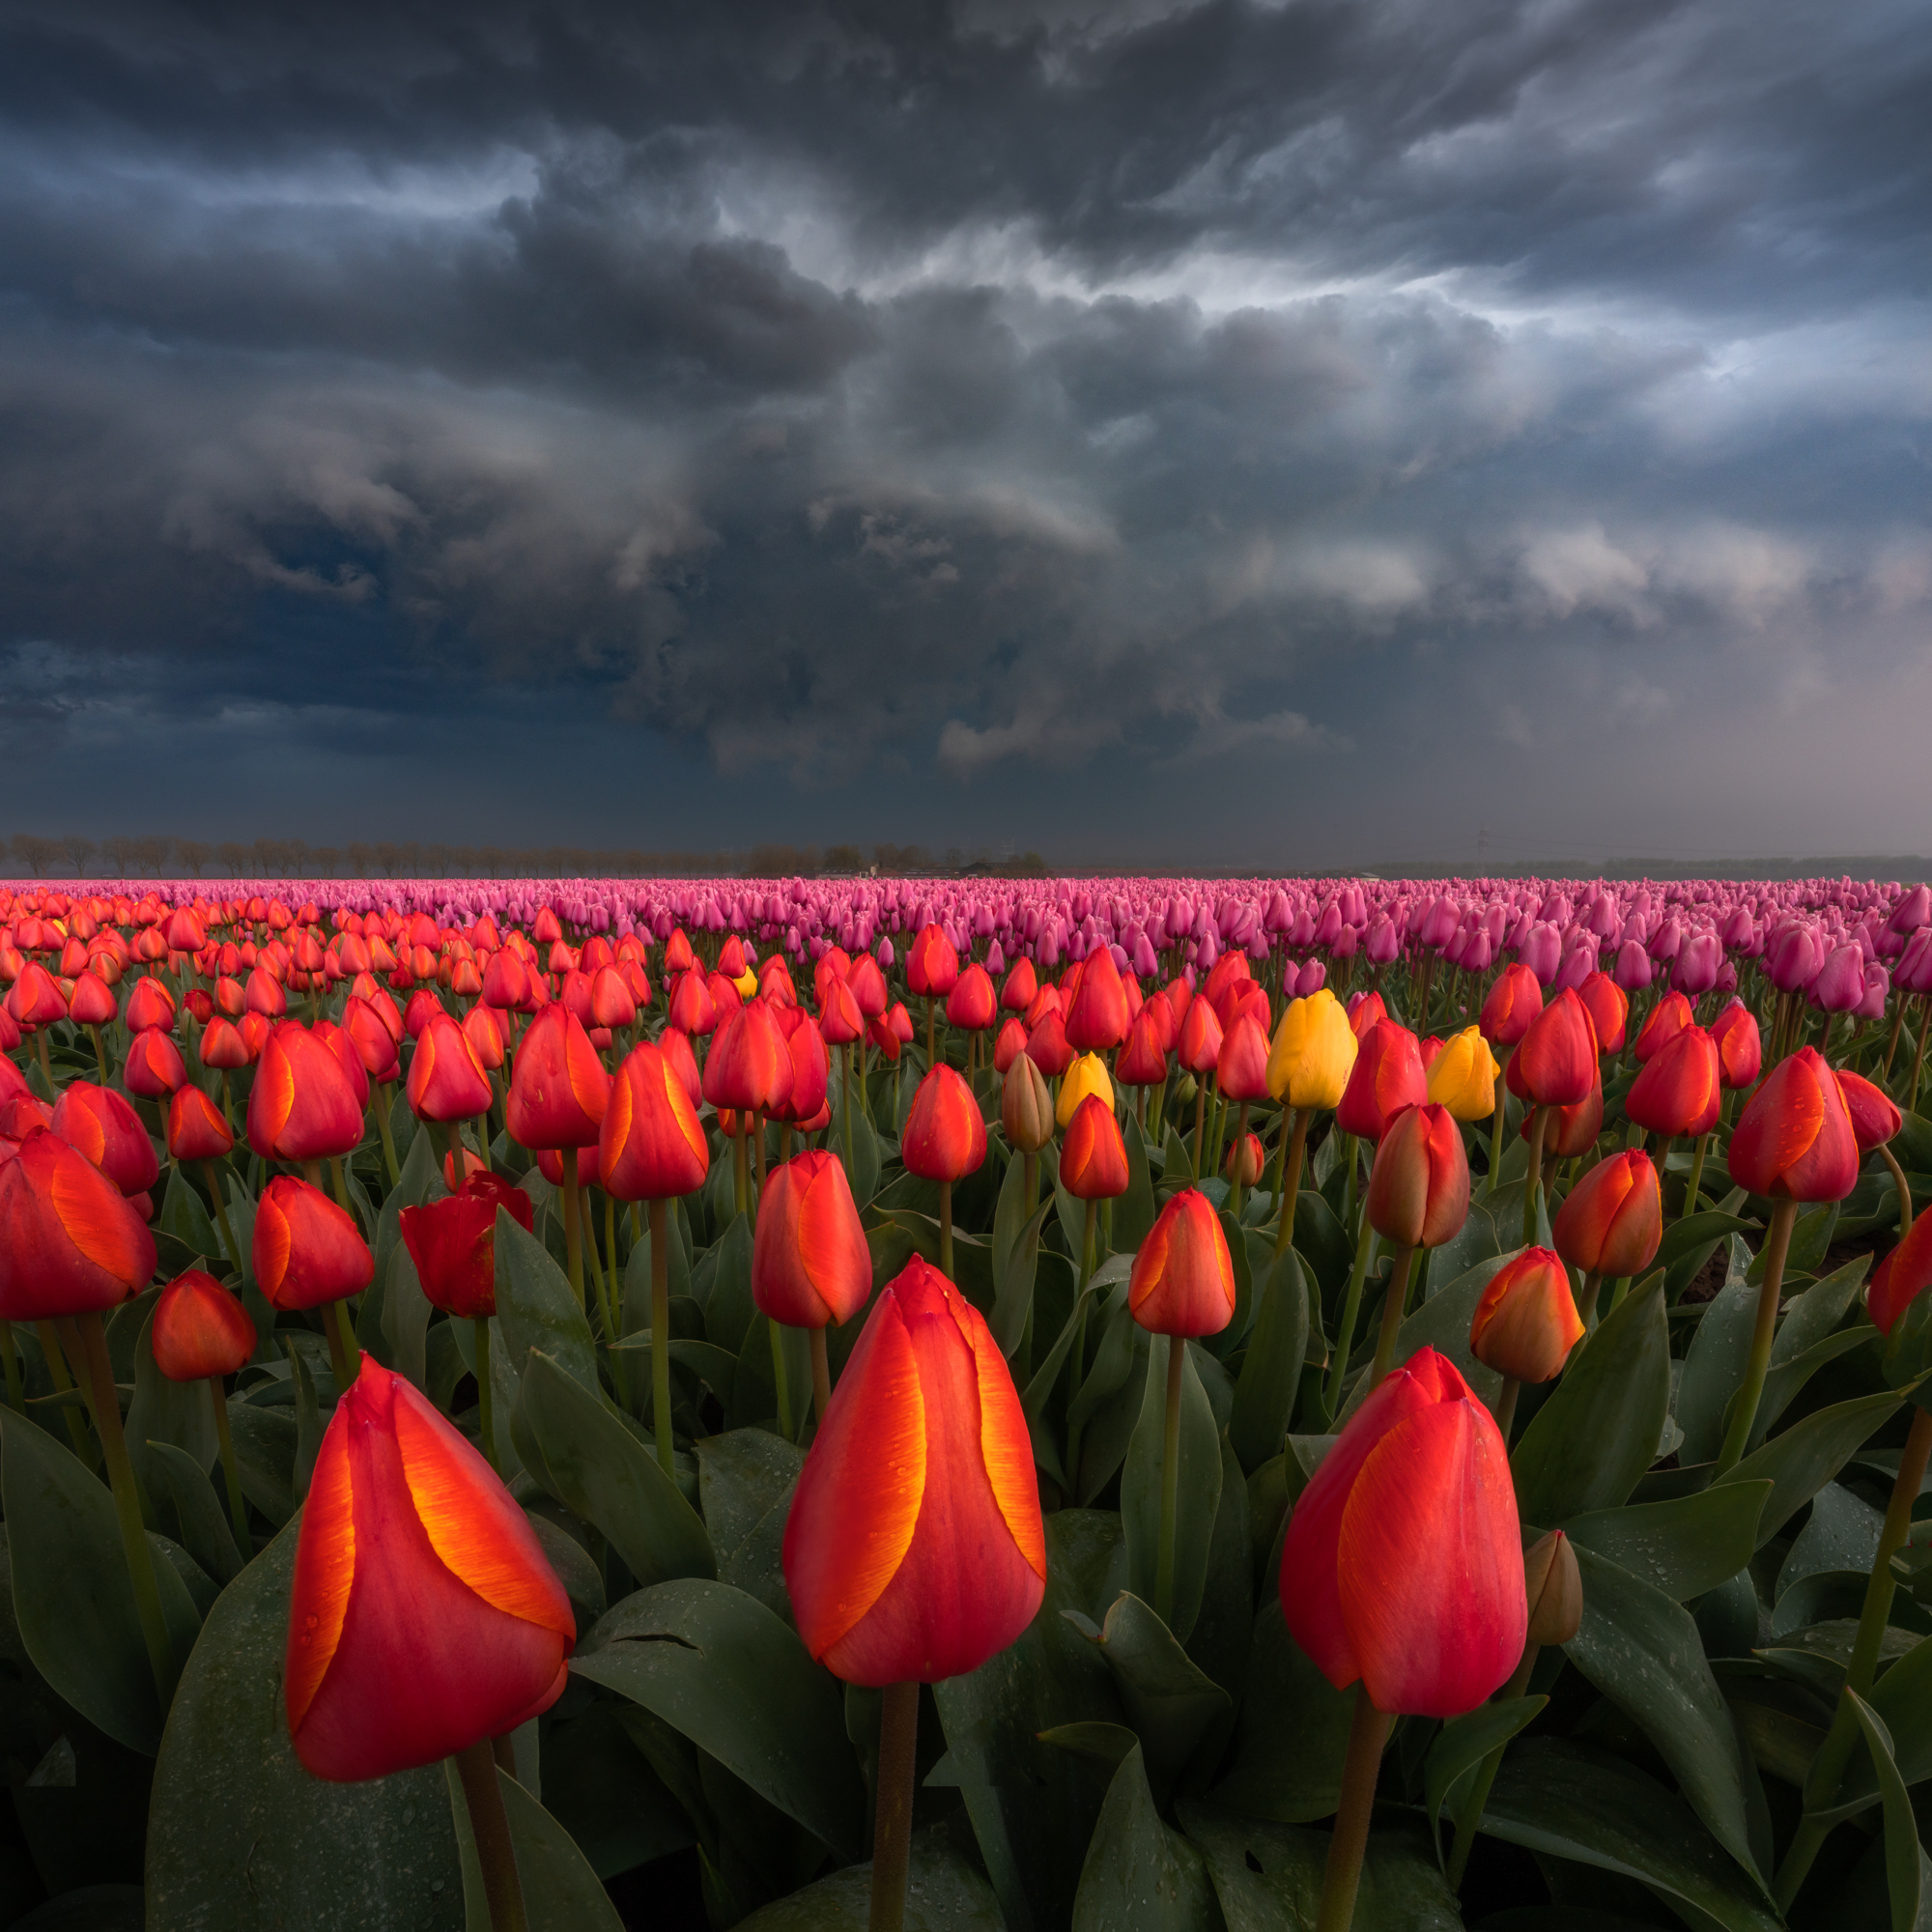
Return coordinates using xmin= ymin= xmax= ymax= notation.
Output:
xmin=1182 ymin=1804 xmax=1465 ymax=1931
xmin=695 ymin=1428 xmax=804 ymax=1622
xmin=284 ymin=1335 xmax=323 ymax=1500
xmin=379 ymin=1244 xmax=434 ymax=1395
xmin=991 ymin=1196 xmax=1056 ymax=1359
xmin=573 ymin=1577 xmax=865 ymax=1860
xmin=1512 ymin=1264 xmax=1669 ymax=1526
xmin=703 ymin=1212 xmax=758 ymax=1355
xmin=156 ymin=1163 xmax=219 ymax=1264
xmin=373 ymin=1109 xmax=443 ymax=1293
xmin=728 ymin=1828 xmax=1007 ymax=1931
xmin=1750 ymin=1202 xmax=1837 ymax=1281
xmin=1115 ymin=1111 xmax=1158 ymax=1257
xmin=526 ymin=1514 xmax=607 ymax=1627
xmin=1480 ymin=1738 xmax=1783 ymax=1932
xmin=1677 ymin=1240 xmax=1757 ymax=1465
xmin=494 ymin=1207 xmax=598 ymax=1392
xmin=221 ymin=1398 xmax=296 ymax=1525
xmin=1563 ymin=1543 xmax=1765 ymax=1885
xmin=1750 ymin=1330 xmax=1877 ymax=1451
xmin=1716 ymin=1385 xmax=1902 ymax=1546
xmin=1065 ymin=1591 xmax=1231 ymax=1803
xmin=145 ymin=1436 xmax=244 ymax=1586
xmin=146 ymin=1516 xmax=467 ymax=1925
xmin=445 ymin=1760 xmax=624 ymax=1932
xmin=1229 ymin=1249 xmax=1308 ymax=1474
xmin=1334 ymin=1250 xmax=1513 ymax=1427
xmin=1070 ymin=1742 xmax=1220 ymax=1932
xmin=0 ymin=1407 xmax=201 ymax=1756
xmin=514 ymin=1351 xmax=714 ymax=1588
xmin=1423 ymin=1696 xmax=1546 ymax=1853
xmin=1839 ymin=1692 xmax=1921 ymax=1932
xmin=1658 ymin=1211 xmax=1759 ymax=1271
xmin=1777 ymin=1480 xmax=1884 ymax=1595
xmin=536 ymin=1698 xmax=691 ymax=1881
xmin=1021 ymin=1275 xmax=1107 ymax=1423
xmin=1209 ymin=1602 xmax=1355 ymax=1823
xmin=1560 ymin=1482 xmax=1773 ymax=1602
xmin=1121 ymin=1336 xmax=1222 ymax=1642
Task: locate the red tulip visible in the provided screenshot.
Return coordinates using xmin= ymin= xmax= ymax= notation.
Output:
xmin=900 ymin=1066 xmax=987 ymax=1182
xmin=247 ymin=1022 xmax=365 ymax=1163
xmin=1868 ymin=1213 xmax=1932 ymax=1337
xmin=1553 ymin=1151 xmax=1662 ymax=1278
xmin=1625 ymin=1026 xmax=1720 ymax=1139
xmin=667 ymin=969 xmax=717 ymax=1037
xmin=1710 ymin=1001 xmax=1762 ymax=1090
xmin=152 ymin=1267 xmax=257 ymax=1381
xmin=1280 ymin=1347 xmax=1524 ymax=1718
xmin=7 ymin=961 xmax=69 ymax=1029
xmin=1000 ymin=959 xmax=1037 ymax=1012
xmin=776 ymin=1010 xmax=831 ymax=1124
xmin=1470 ymin=1248 xmax=1583 ymax=1382
xmin=819 ymin=976 xmax=865 ymax=1047
xmin=848 ymin=954 xmax=888 ymax=1019
xmin=285 ymin=1356 xmax=575 ymax=1780
xmin=600 ymin=1041 xmax=710 ymax=1201
xmin=1177 ymin=995 xmax=1223 ymax=1075
xmin=1061 ymin=1094 xmax=1129 ymax=1200
xmin=1348 ymin=990 xmax=1388 ymax=1042
xmin=51 ymin=1081 xmax=159 ymax=1198
xmin=400 ymin=1173 xmax=533 ymax=1319
xmin=341 ymin=994 xmax=402 ymax=1082
xmin=1335 ymin=1021 xmax=1428 ymax=1142
xmin=1576 ymin=972 xmax=1629 ymax=1056
xmin=1633 ymin=990 xmax=1693 ymax=1064
xmin=1531 ymin=1074 xmax=1604 ymax=1159
xmin=1129 ymin=1187 xmax=1236 ymax=1337
xmin=992 ymin=1015 xmax=1031 ymax=1075
xmin=68 ymin=970 xmax=119 ymax=1028
xmin=167 ymin=1083 xmax=236 ymax=1162
xmin=1514 ymin=989 xmax=1597 ymax=1107
xmin=946 ymin=964 xmax=998 ymax=1034
xmin=1214 ymin=1011 xmax=1272 ymax=1104
xmin=1065 ymin=946 xmax=1130 ymax=1052
xmin=125 ymin=1025 xmax=188 ymax=1099
xmin=505 ymin=1004 xmax=610 ymax=1151
xmin=781 ymin=1256 xmax=1044 ymax=1685
xmin=1025 ymin=1009 xmax=1074 ymax=1078
xmin=1224 ymin=1131 xmax=1264 ymax=1188
xmin=1839 ymin=1070 xmax=1901 ymax=1152
xmin=1479 ymin=964 xmax=1542 ymax=1049
xmin=406 ymin=1012 xmax=495 ymax=1123
xmin=701 ymin=999 xmax=793 ymax=1116
xmin=254 ymin=1176 xmax=374 ymax=1311
xmin=0 ymin=1128 xmax=156 ymax=1319
xmin=753 ymin=1151 xmax=871 ymax=1328
xmin=1727 ymin=1047 xmax=1860 ymax=1202
xmin=1366 ymin=1104 xmax=1470 ymax=1250
xmin=907 ymin=925 xmax=960 ymax=999
xmin=1116 ymin=1008 xmax=1168 ymax=1087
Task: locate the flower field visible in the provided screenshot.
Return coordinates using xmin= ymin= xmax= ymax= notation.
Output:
xmin=4 ymin=868 xmax=1932 ymax=1932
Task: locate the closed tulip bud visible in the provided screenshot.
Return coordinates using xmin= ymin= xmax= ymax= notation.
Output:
xmin=1065 ymin=946 xmax=1131 ymax=1051
xmin=753 ymin=1151 xmax=871 ymax=1328
xmin=406 ymin=1012 xmax=495 ymax=1124
xmin=1625 ymin=1025 xmax=1720 ymax=1139
xmin=340 ymin=996 xmax=401 ymax=1082
xmin=946 ymin=964 xmax=999 ymax=1034
xmin=1366 ymin=1103 xmax=1470 ymax=1250
xmin=1056 ymin=1051 xmax=1115 ymax=1129
xmin=1869 ymin=1214 xmax=1932 ymax=1336
xmin=1537 ymin=1075 xmax=1605 ymax=1158
xmin=781 ymin=1256 xmax=1044 ymax=1685
xmin=244 ymin=964 xmax=288 ymax=1019
xmin=1337 ymin=1021 xmax=1428 ymax=1141
xmin=1480 ymin=964 xmax=1543 ymax=1049
xmin=506 ymin=1004 xmax=611 ymax=1151
xmin=1177 ymin=995 xmax=1223 ymax=1076
xmin=68 ymin=971 xmax=118 ymax=1028
xmin=1280 ymin=1347 xmax=1525 ymax=1717
xmin=819 ymin=976 xmax=865 ymax=1047
xmin=992 ymin=1015 xmax=1030 ymax=1075
xmin=1001 ymin=1052 xmax=1055 ymax=1153
xmin=152 ymin=1267 xmax=257 ymax=1381
xmin=589 ymin=965 xmax=638 ymax=1031
xmin=286 ymin=1355 xmax=574 ymax=1780
xmin=1727 ymin=1047 xmax=1860 ymax=1202
xmin=0 ymin=1128 xmax=156 ymax=1320
xmin=1224 ymin=1130 xmax=1264 ymax=1189
xmin=125 ymin=1025 xmax=188 ymax=1099
xmin=667 ymin=969 xmax=717 ymax=1037
xmin=777 ymin=1012 xmax=831 ymax=1124
xmin=848 ymin=954 xmax=888 ymax=1019
xmin=247 ymin=1022 xmax=365 ymax=1163
xmin=1129 ymin=1187 xmax=1236 ymax=1337
xmin=1522 ymin=1529 xmax=1583 ymax=1647
xmin=254 ymin=1176 xmax=374 ymax=1311
xmin=907 ymin=925 xmax=960 ymax=999
xmin=600 ymin=1041 xmax=710 ymax=1200
xmin=1710 ymin=1001 xmax=1762 ymax=1090
xmin=400 ymin=1173 xmax=533 ymax=1319
xmin=1426 ymin=1025 xmax=1499 ymax=1122
xmin=463 ymin=1002 xmax=506 ymax=1071
xmin=314 ymin=1020 xmax=371 ymax=1112
xmin=1347 ymin=990 xmax=1387 ymax=1040
xmin=1025 ymin=1009 xmax=1073 ymax=1077
xmin=1214 ymin=1012 xmax=1273 ymax=1105
xmin=1267 ymin=989 xmax=1359 ymax=1110
xmin=167 ymin=1083 xmax=235 ymax=1162
xmin=1000 ymin=959 xmax=1037 ymax=1012
xmin=1553 ymin=1151 xmax=1662 ymax=1278
xmin=51 ymin=1081 xmax=159 ymax=1197
xmin=1470 ymin=1248 xmax=1584 ymax=1383
xmin=1062 ymin=1094 xmax=1130 ymax=1200
xmin=1576 ymin=972 xmax=1629 ymax=1056
xmin=701 ymin=999 xmax=793 ymax=1117
xmin=1839 ymin=1070 xmax=1901 ymax=1151
xmin=1633 ymin=990 xmax=1692 ymax=1064
xmin=1515 ymin=989 xmax=1597 ymax=1107
xmin=1115 ymin=1008 xmax=1168 ymax=1088
xmin=6 ymin=962 xmax=68 ymax=1031
xmin=902 ymin=1065 xmax=988 ymax=1182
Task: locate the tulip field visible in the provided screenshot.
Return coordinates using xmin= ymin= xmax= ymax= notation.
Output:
xmin=7 ymin=870 xmax=1932 ymax=1932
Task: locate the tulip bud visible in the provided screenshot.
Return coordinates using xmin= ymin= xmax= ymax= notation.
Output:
xmin=1625 ymin=1026 xmax=1720 ymax=1139
xmin=1522 ymin=1529 xmax=1583 ymax=1647
xmin=907 ymin=925 xmax=960 ymax=999
xmin=506 ymin=1004 xmax=611 ymax=1151
xmin=152 ymin=1267 xmax=257 ymax=1381
xmin=1366 ymin=1104 xmax=1470 ymax=1250
xmin=1515 ymin=990 xmax=1597 ymax=1108
xmin=167 ymin=1083 xmax=236 ymax=1163
xmin=992 ymin=1015 xmax=1030 ymax=1075
xmin=1839 ymin=1069 xmax=1901 ymax=1152
xmin=254 ymin=1176 xmax=374 ymax=1311
xmin=901 ymin=1065 xmax=988 ymax=1182
xmin=399 ymin=1173 xmax=533 ymax=1319
xmin=247 ymin=1021 xmax=365 ymax=1163
xmin=0 ymin=1128 xmax=156 ymax=1320
xmin=1215 ymin=1011 xmax=1273 ymax=1104
xmin=1469 ymin=1248 xmax=1584 ymax=1383
xmin=1223 ymin=1131 xmax=1265 ymax=1190
xmin=1056 ymin=1052 xmax=1115 ymax=1129
xmin=1001 ymin=1052 xmax=1054 ymax=1153
xmin=1426 ymin=1025 xmax=1500 ymax=1123
xmin=1576 ymin=972 xmax=1629 ymax=1056
xmin=1633 ymin=990 xmax=1692 ymax=1064
xmin=125 ymin=1025 xmax=188 ymax=1099
xmin=753 ymin=1151 xmax=871 ymax=1328
xmin=1062 ymin=1094 xmax=1130 ymax=1200
xmin=1129 ymin=1187 xmax=1236 ymax=1337
xmin=1065 ymin=946 xmax=1131 ymax=1051
xmin=600 ymin=1041 xmax=710 ymax=1201
xmin=50 ymin=1081 xmax=159 ymax=1198
xmin=702 ymin=999 xmax=794 ymax=1117
xmin=1727 ymin=1047 xmax=1860 ymax=1202
xmin=1869 ymin=1213 xmax=1932 ymax=1337
xmin=406 ymin=1012 xmax=495 ymax=1124
xmin=1480 ymin=964 xmax=1543 ymax=1049
xmin=1710 ymin=1001 xmax=1761 ymax=1090
xmin=1337 ymin=1021 xmax=1428 ymax=1141
xmin=1266 ymin=990 xmax=1358 ymax=1110
xmin=1552 ymin=1151 xmax=1662 ymax=1279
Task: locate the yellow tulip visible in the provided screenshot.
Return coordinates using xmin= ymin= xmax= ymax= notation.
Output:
xmin=1057 ymin=1051 xmax=1115 ymax=1129
xmin=734 ymin=967 xmax=759 ymax=999
xmin=1426 ymin=1025 xmax=1498 ymax=1122
xmin=1267 ymin=989 xmax=1357 ymax=1109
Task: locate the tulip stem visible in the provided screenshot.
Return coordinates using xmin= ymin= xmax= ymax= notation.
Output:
xmin=62 ymin=1313 xmax=177 ymax=1712
xmin=560 ymin=1147 xmax=583 ymax=1309
xmin=1911 ymin=996 xmax=1930 ymax=1116
xmin=36 ymin=1321 xmax=96 ymax=1463
xmin=1446 ymin=1644 xmax=1539 ymax=1891
xmin=208 ymin=1377 xmax=251 ymax=1551
xmin=35 ymin=1029 xmax=56 ymax=1094
xmin=938 ymin=1179 xmax=954 ymax=1282
xmin=1522 ymin=1107 xmax=1548 ymax=1248
xmin=1368 ymin=1245 xmax=1417 ymax=1386
xmin=1316 ymin=1689 xmax=1391 ymax=1932
xmin=731 ymin=1131 xmax=749 ymax=1223
xmin=753 ymin=1108 xmax=769 ymax=1216
xmin=1492 ymin=1376 xmax=1520 ymax=1441
xmin=89 ymin=1023 xmax=109 ymax=1083
xmin=810 ymin=1326 xmax=833 ymax=1424
xmin=454 ymin=1739 xmax=530 ymax=1932
xmin=1273 ymin=1108 xmax=1310 ymax=1258
xmin=1324 ymin=1219 xmax=1378 ymax=1421
xmin=328 ymin=1155 xmax=354 ymax=1218
xmin=1681 ymin=1133 xmax=1709 ymax=1221
xmin=474 ymin=1319 xmax=499 ymax=1474
xmin=1191 ymin=1082 xmax=1207 ymax=1180
xmin=1577 ymin=1271 xmax=1603 ymax=1334
xmin=869 ymin=1679 xmax=920 ymax=1932
xmin=326 ymin=1299 xmax=355 ymax=1393
xmin=1714 ymin=1197 xmax=1799 ymax=1476
xmin=204 ymin=1164 xmax=243 ymax=1274
xmin=1486 ymin=1050 xmax=1512 ymax=1196
xmin=648 ymin=1200 xmax=675 ymax=1479
xmin=1154 ymin=1335 xmax=1186 ymax=1629
xmin=367 ymin=1085 xmax=398 ymax=1182
xmin=0 ymin=1320 xmax=20 ymax=1413
xmin=1229 ymin=1099 xmax=1251 ymax=1218
xmin=1881 ymin=1144 xmax=1913 ymax=1239
xmin=1774 ymin=1404 xmax=1932 ymax=1912
xmin=843 ymin=1045 xmax=856 ymax=1190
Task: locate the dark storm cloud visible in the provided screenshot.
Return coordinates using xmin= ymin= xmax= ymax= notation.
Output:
xmin=1 ymin=0 xmax=1928 ymax=860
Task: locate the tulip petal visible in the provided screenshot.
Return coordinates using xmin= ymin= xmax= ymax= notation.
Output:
xmin=284 ymin=1416 xmax=356 ymax=1735
xmin=958 ymin=1293 xmax=1047 ymax=1583
xmin=1337 ymin=1399 xmax=1525 ymax=1718
xmin=50 ymin=1154 xmax=154 ymax=1285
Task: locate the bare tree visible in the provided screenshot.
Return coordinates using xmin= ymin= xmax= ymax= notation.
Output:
xmin=347 ymin=841 xmax=373 ymax=877
xmin=375 ymin=841 xmax=401 ymax=877
xmin=130 ymin=835 xmax=172 ymax=876
xmin=176 ymin=838 xmax=211 ymax=877
xmin=12 ymin=834 xmax=58 ymax=877
xmin=216 ymin=841 xmax=249 ymax=877
xmin=62 ymin=835 xmax=98 ymax=876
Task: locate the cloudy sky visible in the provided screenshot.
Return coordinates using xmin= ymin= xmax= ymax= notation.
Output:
xmin=2 ymin=0 xmax=1928 ymax=870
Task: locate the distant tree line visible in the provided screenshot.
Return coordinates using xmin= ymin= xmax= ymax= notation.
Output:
xmin=4 ymin=834 xmax=1051 ymax=880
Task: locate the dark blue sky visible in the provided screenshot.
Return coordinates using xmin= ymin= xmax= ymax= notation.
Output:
xmin=2 ymin=0 xmax=1929 ymax=869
